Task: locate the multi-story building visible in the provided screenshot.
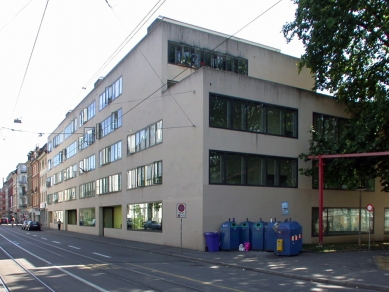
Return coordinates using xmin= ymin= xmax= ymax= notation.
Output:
xmin=26 ymin=145 xmax=46 ymax=222
xmin=37 ymin=144 xmax=48 ymax=226
xmin=12 ymin=163 xmax=27 ymax=222
xmin=0 ymin=183 xmax=5 ymax=217
xmin=45 ymin=17 xmax=389 ymax=250
xmin=5 ymin=172 xmax=14 ymax=220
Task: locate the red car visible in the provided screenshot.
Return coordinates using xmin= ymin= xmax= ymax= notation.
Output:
xmin=0 ymin=218 xmax=9 ymax=224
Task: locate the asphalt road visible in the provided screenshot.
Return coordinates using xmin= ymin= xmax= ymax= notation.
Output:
xmin=0 ymin=225 xmax=373 ymax=291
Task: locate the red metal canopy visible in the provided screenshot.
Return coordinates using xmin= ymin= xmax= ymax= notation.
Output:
xmin=308 ymin=151 xmax=389 ymax=246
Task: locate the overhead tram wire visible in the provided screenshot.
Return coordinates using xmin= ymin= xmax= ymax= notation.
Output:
xmin=48 ymin=0 xmax=284 ymax=139
xmin=117 ymin=0 xmax=285 ymax=126
xmin=9 ymin=0 xmax=50 ymax=124
xmin=213 ymin=0 xmax=284 ymax=52
xmin=0 ymin=0 xmax=33 ymax=34
xmin=138 ymin=48 xmax=195 ymax=127
xmin=63 ymin=0 xmax=167 ymax=112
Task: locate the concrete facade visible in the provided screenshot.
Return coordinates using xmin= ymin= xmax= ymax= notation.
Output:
xmin=45 ymin=17 xmax=389 ymax=250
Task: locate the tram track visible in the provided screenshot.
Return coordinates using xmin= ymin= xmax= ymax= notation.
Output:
xmin=0 ymin=227 xmax=218 ymax=292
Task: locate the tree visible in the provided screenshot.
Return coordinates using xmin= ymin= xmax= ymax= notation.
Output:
xmin=283 ymin=0 xmax=389 ymax=190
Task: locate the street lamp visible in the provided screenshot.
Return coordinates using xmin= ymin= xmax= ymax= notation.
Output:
xmin=356 ymin=186 xmax=366 ymax=247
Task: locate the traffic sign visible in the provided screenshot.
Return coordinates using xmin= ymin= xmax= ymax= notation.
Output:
xmin=281 ymin=201 xmax=289 ymax=215
xmin=366 ymin=204 xmax=374 ymax=212
xmin=177 ymin=203 xmax=186 ymax=218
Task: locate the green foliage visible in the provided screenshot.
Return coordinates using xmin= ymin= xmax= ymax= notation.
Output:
xmin=284 ymin=0 xmax=389 ymax=190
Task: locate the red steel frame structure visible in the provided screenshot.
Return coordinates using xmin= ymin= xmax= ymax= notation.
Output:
xmin=308 ymin=151 xmax=389 ymax=246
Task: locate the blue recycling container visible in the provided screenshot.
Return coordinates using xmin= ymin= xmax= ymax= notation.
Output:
xmin=264 ymin=221 xmax=280 ymax=252
xmin=239 ymin=220 xmax=253 ymax=245
xmin=220 ymin=220 xmax=239 ymax=251
xmin=274 ymin=221 xmax=303 ymax=256
xmin=204 ymin=232 xmax=220 ymax=252
xmin=251 ymin=220 xmax=268 ymax=251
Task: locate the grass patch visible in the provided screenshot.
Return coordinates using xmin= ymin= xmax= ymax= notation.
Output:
xmin=303 ymin=241 xmax=389 ymax=252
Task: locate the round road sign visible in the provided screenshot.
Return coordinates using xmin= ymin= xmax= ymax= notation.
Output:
xmin=366 ymin=204 xmax=374 ymax=212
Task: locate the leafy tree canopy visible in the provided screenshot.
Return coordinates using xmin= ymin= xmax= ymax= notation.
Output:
xmin=283 ymin=0 xmax=389 ymax=190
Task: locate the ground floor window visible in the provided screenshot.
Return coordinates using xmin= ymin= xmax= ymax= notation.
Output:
xmin=127 ymin=202 xmax=162 ymax=232
xmin=385 ymin=208 xmax=389 ymax=234
xmin=312 ymin=207 xmax=374 ymax=237
xmin=79 ymin=207 xmax=95 ymax=226
xmin=54 ymin=210 xmax=63 ymax=223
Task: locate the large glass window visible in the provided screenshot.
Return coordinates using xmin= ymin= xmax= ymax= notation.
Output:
xmin=127 ymin=202 xmax=162 ymax=232
xmin=210 ymin=93 xmax=297 ymax=138
xmin=96 ymin=109 xmax=122 ymax=139
xmin=79 ymin=101 xmax=96 ymax=127
xmin=96 ymin=173 xmax=121 ymax=195
xmin=99 ymin=141 xmax=122 ymax=166
xmin=79 ymin=181 xmax=96 ymax=199
xmin=99 ymin=77 xmax=122 ymax=111
xmin=79 ymin=154 xmax=96 ymax=174
xmin=312 ymin=207 xmax=374 ymax=236
xmin=313 ymin=113 xmax=348 ymax=142
xmin=209 ymin=150 xmax=297 ymax=187
xmin=167 ymin=41 xmax=248 ymax=75
xmin=127 ymin=120 xmax=162 ymax=155
xmin=385 ymin=208 xmax=389 ymax=234
xmin=79 ymin=207 xmax=95 ymax=226
xmin=64 ymin=187 xmax=76 ymax=201
xmin=127 ymin=161 xmax=162 ymax=189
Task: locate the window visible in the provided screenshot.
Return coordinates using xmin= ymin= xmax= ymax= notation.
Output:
xmin=127 ymin=120 xmax=163 ymax=155
xmin=312 ymin=207 xmax=374 ymax=237
xmin=99 ymin=141 xmax=122 ymax=166
xmin=209 ymin=150 xmax=297 ymax=187
xmin=312 ymin=160 xmax=375 ymax=190
xmin=385 ymin=208 xmax=389 ymax=234
xmin=96 ymin=109 xmax=122 ymax=139
xmin=313 ymin=113 xmax=348 ymax=142
xmin=79 ymin=101 xmax=96 ymax=127
xmin=63 ymin=164 xmax=77 ymax=181
xmin=79 ymin=154 xmax=96 ymax=174
xmin=210 ymin=93 xmax=297 ymax=137
xmin=96 ymin=173 xmax=121 ymax=195
xmin=63 ymin=141 xmax=77 ymax=160
xmin=127 ymin=202 xmax=162 ymax=232
xmin=79 ymin=128 xmax=95 ymax=150
xmin=64 ymin=119 xmax=77 ymax=140
xmin=79 ymin=207 xmax=95 ymax=226
xmin=53 ymin=132 xmax=64 ymax=148
xmin=79 ymin=181 xmax=96 ymax=198
xmin=64 ymin=187 xmax=76 ymax=201
xmin=127 ymin=161 xmax=163 ymax=189
xmin=99 ymin=77 xmax=122 ymax=111
xmin=167 ymin=41 xmax=248 ymax=75
xmin=53 ymin=152 xmax=63 ymax=168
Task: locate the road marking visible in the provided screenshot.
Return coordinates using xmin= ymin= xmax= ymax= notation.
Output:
xmin=93 ymin=252 xmax=111 ymax=258
xmin=52 ymin=241 xmax=61 ymax=244
xmin=68 ymin=245 xmax=80 ymax=249
xmin=0 ymin=234 xmax=109 ymax=292
xmin=41 ymin=238 xmax=47 ymax=240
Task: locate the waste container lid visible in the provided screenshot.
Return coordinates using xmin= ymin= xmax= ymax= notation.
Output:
xmin=204 ymin=232 xmax=219 ymax=236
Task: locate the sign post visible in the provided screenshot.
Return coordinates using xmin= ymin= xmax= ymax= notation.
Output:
xmin=366 ymin=204 xmax=374 ymax=251
xmin=177 ymin=203 xmax=186 ymax=254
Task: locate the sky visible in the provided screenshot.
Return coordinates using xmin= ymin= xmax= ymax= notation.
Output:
xmin=0 ymin=0 xmax=305 ymax=181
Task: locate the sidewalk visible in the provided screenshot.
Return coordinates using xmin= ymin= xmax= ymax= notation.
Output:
xmin=47 ymin=229 xmax=389 ymax=292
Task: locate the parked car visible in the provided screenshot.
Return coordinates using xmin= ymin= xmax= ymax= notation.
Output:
xmin=26 ymin=221 xmax=41 ymax=231
xmin=21 ymin=220 xmax=31 ymax=230
xmin=127 ymin=218 xmax=133 ymax=229
xmin=0 ymin=218 xmax=8 ymax=224
xmin=143 ymin=220 xmax=162 ymax=230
